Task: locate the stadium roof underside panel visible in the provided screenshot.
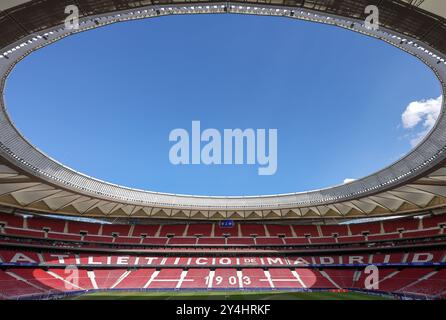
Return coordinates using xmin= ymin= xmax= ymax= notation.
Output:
xmin=0 ymin=0 xmax=446 ymax=220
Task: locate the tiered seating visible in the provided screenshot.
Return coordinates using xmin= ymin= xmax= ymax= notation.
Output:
xmin=226 ymin=237 xmax=254 ymax=245
xmin=0 ymin=270 xmax=44 ymax=297
xmin=47 ymin=232 xmax=82 ymax=242
xmin=422 ymin=214 xmax=446 ymax=229
xmin=2 ymin=249 xmax=443 ymax=266
xmin=256 ymin=237 xmax=283 ymax=245
xmin=371 ymin=253 xmax=405 ymax=264
xmin=240 ymin=224 xmax=266 ymax=237
xmin=168 ymin=237 xmax=197 ymax=245
xmin=402 ymin=229 xmax=441 ymax=238
xmin=353 ymin=268 xmax=398 ymax=290
xmin=101 ymin=224 xmax=131 ymax=236
xmin=320 ymin=225 xmax=349 ymax=237
xmin=158 ymin=225 xmax=186 ymax=237
xmin=349 ymin=222 xmax=381 ymax=235
xmin=0 ymin=213 xmax=23 ymax=228
xmin=378 ymin=268 xmax=432 ymax=292
xmin=241 ymin=269 xmax=270 ymax=288
xmin=268 ymin=268 xmax=301 ymax=288
xmin=93 ymin=269 xmax=128 ymax=289
xmin=67 ymin=221 xmax=101 ymax=235
xmin=267 ymin=225 xmax=293 ymax=237
xmin=0 ymin=266 xmax=445 ymax=298
xmin=186 ymin=224 xmax=212 ymax=236
xmin=113 ymin=269 xmax=155 ymax=289
xmin=283 ymin=237 xmax=309 ymax=245
xmin=337 ymin=235 xmax=365 ymax=243
xmin=83 ymin=235 xmax=114 ymax=243
xmin=212 ymin=269 xmax=239 ymax=288
xmin=214 ymin=225 xmax=238 ymax=237
xmin=296 ymin=268 xmax=335 ymax=288
xmin=27 ymin=216 xmax=66 ymax=233
xmin=401 ymin=269 xmax=446 ymax=296
xmin=406 ymin=250 xmax=445 ymax=263
xmin=49 ymin=268 xmax=94 ymax=290
xmin=11 ymin=268 xmax=72 ymax=293
xmin=114 ymin=236 xmax=141 ymax=244
xmin=197 ymin=237 xmax=225 ymax=245
xmin=383 ymin=218 xmax=419 ymax=233
xmin=4 ymin=227 xmax=44 ymax=238
xmin=149 ymin=269 xmax=183 ymax=289
xmin=368 ymin=233 xmax=400 ymax=241
xmin=142 ymin=237 xmax=168 ymax=245
xmin=310 ymin=237 xmax=336 ymax=244
xmin=323 ymin=269 xmax=355 ymax=288
xmin=292 ymin=225 xmax=319 ymax=237
xmin=1 ymin=211 xmax=446 ymax=249
xmin=132 ymin=225 xmax=159 ymax=237
xmin=181 ymin=269 xmax=210 ymax=288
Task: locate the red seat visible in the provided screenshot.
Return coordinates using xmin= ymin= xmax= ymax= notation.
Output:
xmin=402 ymin=229 xmax=440 ymax=239
xmin=310 ymin=237 xmax=336 ymax=244
xmin=423 ymin=214 xmax=446 ymax=229
xmin=227 ymin=237 xmax=255 ymax=245
xmin=4 ymin=227 xmax=44 ymax=239
xmin=267 ymin=225 xmax=292 ymax=237
xmin=142 ymin=237 xmax=168 ymax=245
xmin=101 ymin=224 xmax=131 ymax=236
xmin=320 ymin=225 xmax=349 ymax=237
xmin=337 ymin=235 xmax=365 ymax=243
xmin=158 ymin=225 xmax=186 ymax=237
xmin=186 ymin=224 xmax=212 ymax=236
xmin=115 ymin=236 xmax=141 ymax=244
xmin=168 ymin=237 xmax=196 ymax=245
xmin=132 ymin=225 xmax=159 ymax=237
xmin=197 ymin=237 xmax=225 ymax=245
xmin=368 ymin=233 xmax=400 ymax=241
xmin=256 ymin=237 xmax=283 ymax=245
xmin=27 ymin=216 xmax=66 ymax=233
xmin=83 ymin=235 xmax=114 ymax=243
xmin=240 ymin=224 xmax=266 ymax=237
xmin=47 ymin=232 xmax=81 ymax=242
xmin=349 ymin=222 xmax=381 ymax=235
xmin=291 ymin=225 xmax=319 ymax=237
xmin=383 ymin=218 xmax=419 ymax=233
xmin=0 ymin=213 xmax=23 ymax=228
xmin=214 ymin=225 xmax=238 ymax=237
xmin=283 ymin=237 xmax=309 ymax=245
xmin=67 ymin=221 xmax=101 ymax=235
xmin=181 ymin=269 xmax=210 ymax=289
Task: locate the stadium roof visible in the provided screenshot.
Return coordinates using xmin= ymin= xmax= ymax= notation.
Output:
xmin=1 ymin=0 xmax=446 ymax=220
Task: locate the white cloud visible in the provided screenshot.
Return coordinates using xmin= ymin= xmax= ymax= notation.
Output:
xmin=343 ymin=178 xmax=356 ymax=184
xmin=401 ymin=96 xmax=442 ymax=147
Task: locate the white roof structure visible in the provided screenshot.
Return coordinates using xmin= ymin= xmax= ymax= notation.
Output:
xmin=1 ymin=0 xmax=446 ymax=220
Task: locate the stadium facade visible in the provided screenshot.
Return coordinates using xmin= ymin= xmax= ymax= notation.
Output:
xmin=0 ymin=0 xmax=445 ymax=300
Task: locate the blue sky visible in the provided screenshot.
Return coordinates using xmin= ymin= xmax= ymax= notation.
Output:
xmin=5 ymin=14 xmax=442 ymax=196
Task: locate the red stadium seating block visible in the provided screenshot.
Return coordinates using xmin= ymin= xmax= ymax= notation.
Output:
xmin=158 ymin=225 xmax=187 ymax=237
xmin=0 ymin=213 xmax=24 ymax=228
xmin=240 ymin=224 xmax=266 ymax=237
xmin=186 ymin=224 xmax=212 ymax=236
xmin=292 ymin=225 xmax=319 ymax=237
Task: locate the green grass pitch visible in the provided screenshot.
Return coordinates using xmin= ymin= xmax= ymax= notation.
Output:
xmin=69 ymin=290 xmax=393 ymax=300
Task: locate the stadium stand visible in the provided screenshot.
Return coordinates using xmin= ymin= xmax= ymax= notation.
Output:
xmin=291 ymin=225 xmax=319 ymax=237
xmin=186 ymin=224 xmax=213 ymax=237
xmin=214 ymin=225 xmax=238 ymax=237
xmin=240 ymin=224 xmax=266 ymax=237
xmin=1 ymin=211 xmax=446 ymax=299
xmin=158 ymin=225 xmax=187 ymax=237
xmin=132 ymin=225 xmax=160 ymax=237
